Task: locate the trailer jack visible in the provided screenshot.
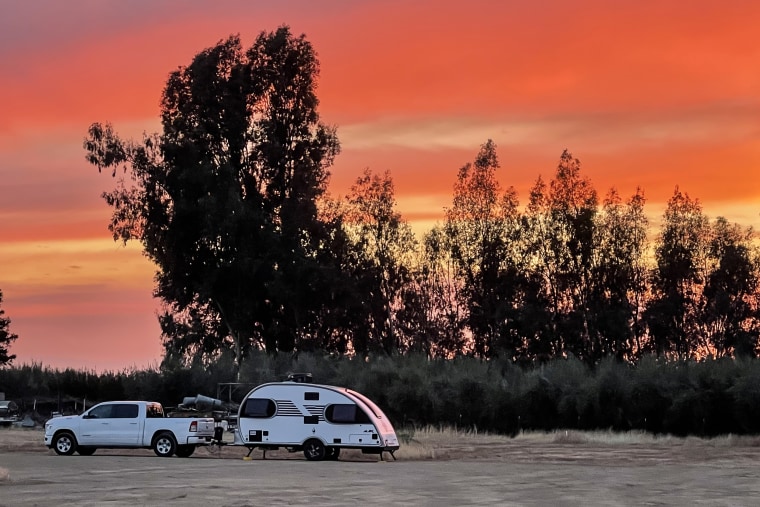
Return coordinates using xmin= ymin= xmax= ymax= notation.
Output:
xmin=381 ymin=450 xmax=397 ymax=461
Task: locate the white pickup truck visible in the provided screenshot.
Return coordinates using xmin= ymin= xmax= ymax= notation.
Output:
xmin=44 ymin=401 xmax=215 ymax=457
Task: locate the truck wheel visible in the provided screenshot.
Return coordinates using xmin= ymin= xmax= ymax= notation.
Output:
xmin=77 ymin=446 xmax=96 ymax=456
xmin=52 ymin=432 xmax=77 ymax=456
xmin=325 ymin=446 xmax=341 ymax=460
xmin=303 ymin=439 xmax=326 ymax=461
xmin=153 ymin=432 xmax=177 ymax=457
xmin=175 ymin=445 xmax=195 ymax=458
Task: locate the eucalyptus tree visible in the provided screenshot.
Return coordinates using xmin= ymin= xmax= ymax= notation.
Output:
xmin=399 ymin=226 xmax=468 ymax=357
xmin=0 ymin=290 xmax=18 ymax=366
xmin=645 ymin=188 xmax=709 ymax=359
xmin=84 ymin=28 xmax=341 ymax=372
xmin=589 ymin=188 xmax=649 ymax=361
xmin=523 ymin=150 xmax=598 ymax=362
xmin=701 ymin=217 xmax=760 ymax=357
xmin=343 ymin=169 xmax=417 ymax=355
xmin=444 ymin=140 xmax=523 ymax=358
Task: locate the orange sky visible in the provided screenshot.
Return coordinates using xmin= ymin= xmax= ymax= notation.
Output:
xmin=1 ymin=0 xmax=759 ymax=371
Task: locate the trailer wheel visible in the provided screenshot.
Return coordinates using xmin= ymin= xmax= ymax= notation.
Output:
xmin=153 ymin=432 xmax=177 ymax=457
xmin=325 ymin=446 xmax=340 ymax=460
xmin=303 ymin=439 xmax=326 ymax=461
xmin=175 ymin=445 xmax=195 ymax=458
xmin=52 ymin=431 xmax=77 ymax=456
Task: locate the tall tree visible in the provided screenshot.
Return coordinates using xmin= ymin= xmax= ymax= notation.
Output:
xmin=0 ymin=290 xmax=18 ymax=366
xmin=589 ymin=188 xmax=649 ymax=361
xmin=343 ymin=169 xmax=417 ymax=355
xmin=523 ymin=150 xmax=599 ymax=362
xmin=84 ymin=28 xmax=340 ymax=372
xmin=645 ymin=187 xmax=709 ymax=359
xmin=444 ymin=140 xmax=523 ymax=358
xmin=400 ymin=226 xmax=467 ymax=358
xmin=701 ymin=217 xmax=760 ymax=357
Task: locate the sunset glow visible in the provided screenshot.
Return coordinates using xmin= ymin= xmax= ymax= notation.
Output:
xmin=1 ymin=0 xmax=759 ymax=370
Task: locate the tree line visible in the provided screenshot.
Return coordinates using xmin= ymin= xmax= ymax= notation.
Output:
xmin=4 ymin=352 xmax=760 ymax=437
xmin=79 ymin=26 xmax=758 ymax=373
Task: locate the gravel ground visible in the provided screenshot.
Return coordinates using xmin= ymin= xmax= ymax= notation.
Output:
xmin=2 ymin=427 xmax=760 ymax=506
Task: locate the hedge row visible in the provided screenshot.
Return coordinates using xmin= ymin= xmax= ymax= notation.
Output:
xmin=3 ymin=353 xmax=760 ymax=436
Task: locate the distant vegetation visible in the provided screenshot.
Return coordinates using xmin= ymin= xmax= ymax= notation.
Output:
xmin=3 ymin=353 xmax=760 ymax=437
xmin=0 ymin=290 xmax=18 ymax=366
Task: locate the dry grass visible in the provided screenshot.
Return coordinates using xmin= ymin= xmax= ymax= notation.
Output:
xmin=5 ymin=425 xmax=760 ymax=463
xmin=393 ymin=425 xmax=760 ymax=461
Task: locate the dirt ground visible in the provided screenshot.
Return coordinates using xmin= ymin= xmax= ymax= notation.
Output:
xmin=2 ymin=427 xmax=760 ymax=506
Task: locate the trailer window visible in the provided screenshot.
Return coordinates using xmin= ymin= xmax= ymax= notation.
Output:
xmin=326 ymin=404 xmax=371 ymax=424
xmin=242 ymin=398 xmax=276 ymax=418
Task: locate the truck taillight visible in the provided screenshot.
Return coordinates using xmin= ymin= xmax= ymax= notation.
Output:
xmin=189 ymin=421 xmax=198 ymax=432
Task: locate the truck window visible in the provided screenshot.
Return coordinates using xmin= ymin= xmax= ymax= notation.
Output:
xmin=241 ymin=398 xmax=276 ymax=418
xmin=112 ymin=404 xmax=139 ymax=418
xmin=87 ymin=404 xmax=114 ymax=419
xmin=146 ymin=403 xmax=164 ymax=418
xmin=325 ymin=404 xmax=371 ymax=424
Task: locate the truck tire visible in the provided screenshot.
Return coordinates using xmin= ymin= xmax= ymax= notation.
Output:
xmin=175 ymin=445 xmax=195 ymax=458
xmin=153 ymin=432 xmax=177 ymax=457
xmin=77 ymin=446 xmax=96 ymax=456
xmin=303 ymin=439 xmax=326 ymax=461
xmin=52 ymin=432 xmax=77 ymax=456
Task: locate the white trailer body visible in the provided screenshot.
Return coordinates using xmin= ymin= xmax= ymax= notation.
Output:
xmin=234 ymin=381 xmax=399 ymax=461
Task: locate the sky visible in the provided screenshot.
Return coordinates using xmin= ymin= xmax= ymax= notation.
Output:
xmin=1 ymin=0 xmax=759 ymax=371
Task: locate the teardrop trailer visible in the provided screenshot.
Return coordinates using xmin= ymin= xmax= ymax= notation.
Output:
xmin=219 ymin=374 xmax=400 ymax=461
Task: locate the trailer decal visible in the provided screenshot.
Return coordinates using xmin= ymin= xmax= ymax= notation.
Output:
xmin=274 ymin=400 xmax=301 ymax=417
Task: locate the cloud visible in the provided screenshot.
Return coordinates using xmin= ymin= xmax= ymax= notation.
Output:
xmin=338 ymin=104 xmax=760 ymax=153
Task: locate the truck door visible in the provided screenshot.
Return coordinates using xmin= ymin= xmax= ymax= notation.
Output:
xmin=109 ymin=403 xmax=141 ymax=445
xmin=79 ymin=403 xmax=115 ymax=445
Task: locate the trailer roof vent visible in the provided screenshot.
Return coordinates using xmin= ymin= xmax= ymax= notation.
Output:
xmin=287 ymin=372 xmax=313 ymax=383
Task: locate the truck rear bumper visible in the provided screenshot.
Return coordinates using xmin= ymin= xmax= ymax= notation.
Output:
xmin=185 ymin=435 xmax=214 ymax=445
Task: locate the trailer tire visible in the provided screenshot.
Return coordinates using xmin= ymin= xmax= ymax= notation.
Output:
xmin=153 ymin=432 xmax=177 ymax=457
xmin=52 ymin=431 xmax=77 ymax=456
xmin=303 ymin=439 xmax=326 ymax=461
xmin=175 ymin=445 xmax=195 ymax=458
xmin=325 ymin=446 xmax=340 ymax=460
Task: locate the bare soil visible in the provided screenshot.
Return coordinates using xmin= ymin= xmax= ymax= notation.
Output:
xmin=1 ymin=427 xmax=759 ymax=506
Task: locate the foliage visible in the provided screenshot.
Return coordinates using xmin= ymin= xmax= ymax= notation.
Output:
xmin=0 ymin=290 xmax=18 ymax=366
xmin=444 ymin=140 xmax=523 ymax=358
xmin=7 ymin=354 xmax=760 ymax=438
xmin=83 ymin=28 xmax=760 ymax=366
xmin=645 ymin=188 xmax=710 ymax=359
xmin=342 ymin=169 xmax=417 ymax=355
xmin=84 ymin=28 xmax=342 ymax=372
